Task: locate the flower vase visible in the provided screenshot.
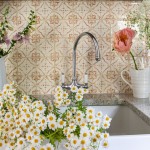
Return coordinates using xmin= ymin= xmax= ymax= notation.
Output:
xmin=0 ymin=57 xmax=7 ymax=91
xmin=121 ymin=67 xmax=150 ymax=98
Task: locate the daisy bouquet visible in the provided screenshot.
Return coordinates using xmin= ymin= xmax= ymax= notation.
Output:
xmin=0 ymin=83 xmax=112 ymax=150
xmin=0 ymin=7 xmax=36 ymax=58
xmin=43 ymin=86 xmax=112 ymax=150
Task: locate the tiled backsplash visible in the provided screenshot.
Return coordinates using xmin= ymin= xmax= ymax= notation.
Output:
xmin=0 ymin=0 xmax=140 ymax=95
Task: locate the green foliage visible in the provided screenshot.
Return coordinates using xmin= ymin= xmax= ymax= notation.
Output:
xmin=41 ymin=128 xmax=66 ymax=147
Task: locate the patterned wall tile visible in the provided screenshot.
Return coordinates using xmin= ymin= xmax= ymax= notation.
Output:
xmin=1 ymin=0 xmax=141 ymax=95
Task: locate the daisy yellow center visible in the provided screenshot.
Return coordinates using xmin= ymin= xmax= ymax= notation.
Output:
xmin=24 ymin=97 xmax=27 ymax=100
xmin=96 ymin=120 xmax=99 ymax=123
xmin=34 ymin=139 xmax=39 ymax=143
xmin=93 ymin=138 xmax=97 ymax=142
xmin=96 ymin=134 xmax=100 ymax=138
xmin=73 ymin=140 xmax=77 ymax=144
xmin=83 ymin=133 xmax=87 ymax=137
xmin=0 ymin=143 xmax=2 ymax=147
xmin=51 ymin=124 xmax=55 ymax=128
xmin=49 ymin=116 xmax=53 ymax=121
xmin=19 ymin=141 xmax=23 ymax=145
xmin=89 ymin=115 xmax=93 ymax=119
xmin=34 ymin=131 xmax=38 ymax=135
xmin=39 ymin=106 xmax=43 ymax=110
xmin=7 ymin=115 xmax=10 ymax=118
xmin=6 ymin=86 xmax=10 ymax=89
xmin=104 ymin=134 xmax=108 ymax=138
xmin=104 ymin=124 xmax=108 ymax=127
xmin=26 ymin=114 xmax=30 ymax=118
xmin=81 ymin=140 xmax=85 ymax=145
xmin=28 ymin=136 xmax=31 ymax=140
xmin=31 ymin=147 xmax=36 ymax=150
xmin=89 ymin=110 xmax=93 ymax=113
xmin=10 ymin=142 xmax=14 ymax=146
xmin=103 ymin=142 xmax=108 ymax=147
xmin=47 ymin=147 xmax=52 ymax=150
xmin=78 ymin=118 xmax=81 ymax=121
xmin=106 ymin=117 xmax=109 ymax=121
xmin=60 ymin=121 xmax=64 ymax=125
xmin=42 ymin=120 xmax=45 ymax=123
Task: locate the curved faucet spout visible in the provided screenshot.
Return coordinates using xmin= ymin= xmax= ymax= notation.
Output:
xmin=61 ymin=32 xmax=101 ymax=89
xmin=73 ymin=32 xmax=101 ymax=81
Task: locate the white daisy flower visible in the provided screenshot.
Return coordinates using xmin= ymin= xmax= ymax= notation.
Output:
xmin=83 ymin=88 xmax=88 ymax=94
xmin=102 ymin=132 xmax=109 ymax=139
xmin=8 ymin=130 xmax=15 ymax=139
xmin=103 ymin=115 xmax=112 ymax=123
xmin=4 ymin=112 xmax=12 ymax=121
xmin=71 ymin=86 xmax=78 ymax=93
xmin=37 ymin=104 xmax=46 ymax=113
xmin=8 ymin=140 xmax=16 ymax=149
xmin=47 ymin=113 xmax=56 ymax=122
xmin=95 ymin=132 xmax=101 ymax=139
xmin=17 ymin=137 xmax=26 ymax=148
xmin=96 ymin=111 xmax=103 ymax=118
xmin=26 ymin=133 xmax=33 ymax=142
xmin=75 ymin=94 xmax=83 ymax=101
xmin=48 ymin=121 xmax=57 ymax=131
xmin=94 ymin=117 xmax=101 ymax=126
xmin=39 ymin=117 xmax=47 ymax=126
xmin=77 ymin=88 xmax=84 ymax=95
xmin=80 ymin=129 xmax=90 ymax=139
xmin=3 ymin=84 xmax=12 ymax=91
xmin=63 ymin=91 xmax=68 ymax=99
xmin=102 ymin=140 xmax=109 ymax=148
xmin=66 ymin=133 xmax=74 ymax=140
xmin=69 ymin=123 xmax=76 ymax=132
xmin=86 ymin=107 xmax=95 ymax=115
xmin=70 ymin=136 xmax=79 ymax=148
xmin=102 ymin=121 xmax=110 ymax=129
xmin=57 ymin=118 xmax=66 ymax=128
xmin=70 ymin=107 xmax=77 ymax=114
xmin=86 ymin=113 xmax=95 ymax=122
xmin=31 ymin=136 xmax=41 ymax=146
xmin=80 ymin=138 xmax=89 ymax=146
xmin=55 ymin=86 xmax=63 ymax=93
xmin=45 ymin=143 xmax=54 ymax=150
xmin=54 ymin=92 xmax=63 ymax=100
xmin=64 ymin=142 xmax=71 ymax=150
xmin=22 ymin=95 xmax=30 ymax=103
xmin=0 ymin=140 xmax=5 ymax=149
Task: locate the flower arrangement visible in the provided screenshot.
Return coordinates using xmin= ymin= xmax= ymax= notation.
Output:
xmin=112 ymin=28 xmax=138 ymax=70
xmin=0 ymin=83 xmax=111 ymax=150
xmin=126 ymin=2 xmax=150 ymax=50
xmin=0 ymin=7 xmax=36 ymax=58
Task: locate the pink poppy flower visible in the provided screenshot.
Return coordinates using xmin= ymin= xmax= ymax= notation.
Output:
xmin=113 ymin=28 xmax=136 ymax=54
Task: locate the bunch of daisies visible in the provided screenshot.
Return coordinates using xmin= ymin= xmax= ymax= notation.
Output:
xmin=52 ymin=86 xmax=112 ymax=150
xmin=0 ymin=82 xmax=54 ymax=150
xmin=0 ymin=83 xmax=111 ymax=150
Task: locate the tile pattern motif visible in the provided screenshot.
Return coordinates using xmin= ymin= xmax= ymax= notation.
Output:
xmin=0 ymin=0 xmax=141 ymax=95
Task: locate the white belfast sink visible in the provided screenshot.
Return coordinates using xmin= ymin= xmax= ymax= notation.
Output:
xmin=96 ymin=106 xmax=150 ymax=150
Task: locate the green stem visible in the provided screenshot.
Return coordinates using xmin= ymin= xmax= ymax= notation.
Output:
xmin=130 ymin=51 xmax=138 ymax=70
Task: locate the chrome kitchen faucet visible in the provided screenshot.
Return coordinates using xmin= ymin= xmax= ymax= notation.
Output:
xmin=61 ymin=32 xmax=101 ymax=89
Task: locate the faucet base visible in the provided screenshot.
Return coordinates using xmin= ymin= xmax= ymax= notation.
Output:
xmin=61 ymin=79 xmax=88 ymax=89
